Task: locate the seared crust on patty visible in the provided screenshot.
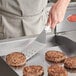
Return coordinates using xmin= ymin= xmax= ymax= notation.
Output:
xmin=6 ymin=52 xmax=26 ymax=67
xmin=45 ymin=51 xmax=66 ymax=63
xmin=23 ymin=65 xmax=44 ymax=76
xmin=64 ymin=56 xmax=76 ymax=69
xmin=48 ymin=64 xmax=68 ymax=76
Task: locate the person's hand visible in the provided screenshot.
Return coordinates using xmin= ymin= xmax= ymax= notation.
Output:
xmin=47 ymin=2 xmax=68 ymax=29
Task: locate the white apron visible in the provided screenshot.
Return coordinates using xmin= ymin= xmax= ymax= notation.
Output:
xmin=0 ymin=0 xmax=48 ymax=38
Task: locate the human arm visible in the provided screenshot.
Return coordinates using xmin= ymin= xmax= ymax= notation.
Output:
xmin=47 ymin=0 xmax=71 ymax=29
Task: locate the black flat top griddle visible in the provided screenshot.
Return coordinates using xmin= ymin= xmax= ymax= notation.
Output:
xmin=0 ymin=57 xmax=18 ymax=76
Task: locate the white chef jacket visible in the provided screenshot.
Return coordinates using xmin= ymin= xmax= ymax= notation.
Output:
xmin=0 ymin=0 xmax=48 ymax=38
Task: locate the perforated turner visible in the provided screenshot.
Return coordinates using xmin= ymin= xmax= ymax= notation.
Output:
xmin=22 ymin=26 xmax=51 ymax=60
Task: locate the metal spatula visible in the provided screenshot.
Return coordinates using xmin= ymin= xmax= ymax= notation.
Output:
xmin=54 ymin=25 xmax=76 ymax=56
xmin=0 ymin=25 xmax=50 ymax=60
xmin=22 ymin=26 xmax=51 ymax=60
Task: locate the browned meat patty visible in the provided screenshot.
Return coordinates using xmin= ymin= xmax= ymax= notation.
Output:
xmin=64 ymin=56 xmax=76 ymax=69
xmin=6 ymin=52 xmax=26 ymax=67
xmin=48 ymin=64 xmax=68 ymax=76
xmin=45 ymin=51 xmax=66 ymax=63
xmin=23 ymin=65 xmax=44 ymax=76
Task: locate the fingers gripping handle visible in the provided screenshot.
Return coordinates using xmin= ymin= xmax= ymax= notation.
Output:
xmin=45 ymin=25 xmax=51 ymax=33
